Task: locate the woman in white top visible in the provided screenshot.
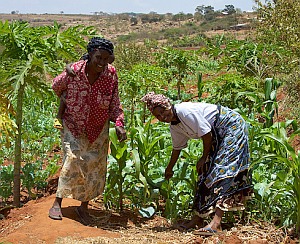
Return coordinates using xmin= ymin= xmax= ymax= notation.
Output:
xmin=141 ymin=92 xmax=252 ymax=236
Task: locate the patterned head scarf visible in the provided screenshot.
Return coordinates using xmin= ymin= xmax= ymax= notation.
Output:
xmin=141 ymin=92 xmax=171 ymax=113
xmin=87 ymin=37 xmax=114 ymax=55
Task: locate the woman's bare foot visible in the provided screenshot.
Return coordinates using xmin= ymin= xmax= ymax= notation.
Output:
xmin=199 ymin=223 xmax=222 ymax=233
xmin=196 ymin=207 xmax=223 ymax=233
xmin=75 ymin=206 xmax=93 ymax=226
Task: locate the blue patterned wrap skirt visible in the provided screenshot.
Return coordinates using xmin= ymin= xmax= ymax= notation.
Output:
xmin=193 ymin=106 xmax=252 ymax=217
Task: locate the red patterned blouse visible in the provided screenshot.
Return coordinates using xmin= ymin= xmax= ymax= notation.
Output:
xmin=52 ymin=60 xmax=124 ymax=143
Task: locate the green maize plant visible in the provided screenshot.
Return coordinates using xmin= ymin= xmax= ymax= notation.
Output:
xmin=105 ymin=128 xmax=130 ymax=211
xmin=197 ymin=72 xmax=204 ymax=101
xmin=253 ymin=120 xmax=300 ymax=233
xmin=130 ymin=115 xmax=169 ymax=207
xmin=234 ymin=78 xmax=279 ymax=127
xmin=130 ymin=116 xmax=199 ymax=220
xmin=105 ymin=116 xmax=170 ymax=214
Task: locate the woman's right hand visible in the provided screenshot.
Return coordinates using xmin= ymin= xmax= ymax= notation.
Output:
xmin=196 ymin=157 xmax=207 ymax=175
xmin=164 ymin=149 xmax=180 ymax=180
xmin=66 ymin=64 xmax=76 ymax=77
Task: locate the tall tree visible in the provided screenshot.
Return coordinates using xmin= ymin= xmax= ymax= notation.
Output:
xmin=195 ymin=5 xmax=217 ymax=21
xmin=0 ymin=20 xmax=97 ymax=207
xmin=255 ymin=0 xmax=300 ymax=55
xmin=255 ymin=0 xmax=300 ymax=103
xmin=224 ymin=5 xmax=236 ymax=15
xmin=195 ymin=5 xmax=205 ymax=15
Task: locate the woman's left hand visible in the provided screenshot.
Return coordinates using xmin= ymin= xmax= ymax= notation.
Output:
xmin=165 ymin=166 xmax=174 ymax=180
xmin=115 ymin=126 xmax=127 ymax=142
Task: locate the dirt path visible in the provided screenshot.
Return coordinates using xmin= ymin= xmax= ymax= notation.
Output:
xmin=1 ymin=195 xmax=202 ymax=244
xmin=1 ymin=194 xmax=298 ymax=244
xmin=0 ymin=195 xmax=120 ymax=243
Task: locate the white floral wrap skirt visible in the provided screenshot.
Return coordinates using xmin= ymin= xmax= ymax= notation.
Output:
xmin=56 ymin=121 xmax=109 ymax=202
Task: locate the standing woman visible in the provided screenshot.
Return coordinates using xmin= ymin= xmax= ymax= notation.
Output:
xmin=141 ymin=92 xmax=252 ymax=235
xmin=49 ymin=37 xmax=127 ymax=225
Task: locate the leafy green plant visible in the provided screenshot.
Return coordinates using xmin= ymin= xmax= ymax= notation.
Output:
xmin=220 ymin=39 xmax=287 ymax=79
xmin=105 ymin=117 xmax=170 ymax=213
xmin=21 ymin=160 xmax=60 ymax=200
xmin=255 ymin=0 xmax=300 ymax=125
xmin=129 ymin=116 xmax=170 ymax=204
xmin=154 ymin=47 xmax=189 ymax=100
xmin=114 ymin=42 xmax=152 ymax=71
xmin=205 ymin=73 xmax=259 ymax=108
xmin=118 ymin=63 xmax=168 ymax=125
xmin=0 ymin=164 xmax=14 ymax=202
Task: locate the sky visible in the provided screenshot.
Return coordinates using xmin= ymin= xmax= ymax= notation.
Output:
xmin=0 ymin=0 xmax=257 ymax=15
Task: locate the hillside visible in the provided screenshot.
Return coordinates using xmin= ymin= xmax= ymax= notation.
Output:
xmin=0 ymin=12 xmax=255 ymax=43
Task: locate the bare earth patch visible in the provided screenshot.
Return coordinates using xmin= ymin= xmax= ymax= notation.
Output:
xmin=0 ymin=194 xmax=298 ymax=244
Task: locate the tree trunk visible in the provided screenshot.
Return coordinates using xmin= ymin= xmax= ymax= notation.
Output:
xmin=13 ymin=82 xmax=25 ymax=207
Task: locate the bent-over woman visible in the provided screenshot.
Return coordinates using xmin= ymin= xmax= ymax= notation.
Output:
xmin=141 ymin=92 xmax=252 ymax=236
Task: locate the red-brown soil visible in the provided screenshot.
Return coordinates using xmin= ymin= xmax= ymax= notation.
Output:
xmin=0 ymin=191 xmax=298 ymax=244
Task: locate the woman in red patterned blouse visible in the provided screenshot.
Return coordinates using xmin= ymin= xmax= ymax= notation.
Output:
xmin=49 ymin=37 xmax=127 ymax=225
